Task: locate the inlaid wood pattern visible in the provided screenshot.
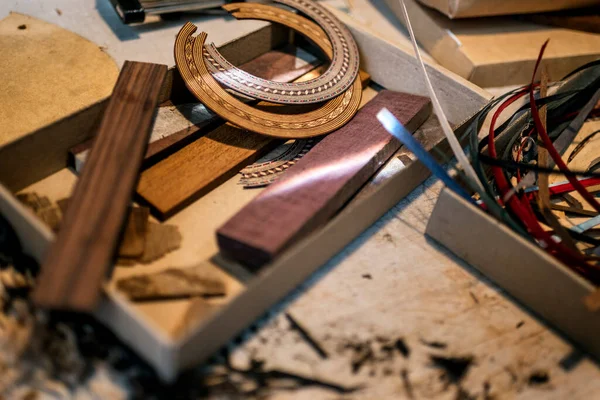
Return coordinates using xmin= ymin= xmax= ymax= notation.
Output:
xmin=33 ymin=61 xmax=167 ymax=311
xmin=217 ymin=90 xmax=431 ymax=268
xmin=204 ymin=0 xmax=360 ymax=104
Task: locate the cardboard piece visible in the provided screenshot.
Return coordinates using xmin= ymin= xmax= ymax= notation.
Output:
xmin=0 ymin=13 xmax=118 ymax=147
xmin=387 ymin=0 xmax=600 ymax=87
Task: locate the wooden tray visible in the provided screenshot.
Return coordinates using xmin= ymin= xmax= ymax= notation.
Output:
xmin=0 ymin=18 xmax=490 ymax=381
xmin=426 ymin=188 xmax=600 ymax=361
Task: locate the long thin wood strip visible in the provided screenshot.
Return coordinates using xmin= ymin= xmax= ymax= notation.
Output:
xmin=538 ymin=68 xmax=550 ymax=209
xmin=69 ymin=45 xmax=323 ymax=171
xmin=33 ymin=61 xmax=167 ymax=311
xmin=217 ymin=90 xmax=431 ymax=268
xmin=136 ymin=70 xmax=371 ymax=220
xmin=535 ymin=69 xmax=577 ymax=251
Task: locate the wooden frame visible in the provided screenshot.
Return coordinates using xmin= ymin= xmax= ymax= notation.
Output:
xmin=0 ymin=18 xmax=490 ymax=381
xmin=426 ymin=188 xmax=600 ymax=361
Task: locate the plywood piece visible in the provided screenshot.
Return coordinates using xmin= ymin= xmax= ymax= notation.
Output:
xmin=520 ymin=7 xmax=600 ymax=34
xmin=217 ymin=91 xmax=431 ymax=268
xmin=386 ymin=0 xmax=600 ymax=87
xmin=0 ymin=13 xmax=118 ymax=146
xmin=33 ymin=61 xmax=167 ymax=311
xmin=416 ymin=0 xmax=600 ymax=18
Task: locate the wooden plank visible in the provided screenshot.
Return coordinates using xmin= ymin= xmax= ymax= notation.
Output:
xmin=217 ymin=90 xmax=431 ymax=268
xmin=33 ymin=61 xmax=167 ymax=311
xmin=137 ymin=124 xmax=276 ymax=220
xmin=136 ymin=69 xmax=372 ymax=220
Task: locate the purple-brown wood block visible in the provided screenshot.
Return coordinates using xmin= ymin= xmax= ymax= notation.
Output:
xmin=217 ymin=90 xmax=431 ymax=268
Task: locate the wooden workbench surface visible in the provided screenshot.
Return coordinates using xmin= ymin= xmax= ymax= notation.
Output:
xmin=2 ymin=0 xmax=600 ymax=398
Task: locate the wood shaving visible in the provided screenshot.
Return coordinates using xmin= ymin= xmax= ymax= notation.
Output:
xmin=116 ymin=265 xmax=226 ymax=301
xmin=20 ymin=194 xmax=178 ymax=265
xmin=118 ymin=207 xmax=149 ymax=258
xmin=139 ymin=222 xmax=182 ymax=264
xmin=0 ymin=267 xmax=34 ymax=290
xmin=16 ymin=192 xmax=63 ymax=232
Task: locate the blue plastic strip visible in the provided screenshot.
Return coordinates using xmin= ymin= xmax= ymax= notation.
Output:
xmin=377 ymin=108 xmax=474 ymax=203
xmin=570 ymin=214 xmax=600 ymax=234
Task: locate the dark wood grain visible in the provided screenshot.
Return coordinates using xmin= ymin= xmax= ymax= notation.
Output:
xmin=217 ymin=91 xmax=431 ymax=268
xmin=136 ymin=70 xmax=371 ymax=220
xmin=33 ymin=61 xmax=167 ymax=311
xmin=68 ymin=45 xmax=323 ymax=169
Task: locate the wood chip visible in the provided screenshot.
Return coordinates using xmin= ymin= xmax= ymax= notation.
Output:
xmin=16 ymin=192 xmax=63 ymax=232
xmin=139 ymin=223 xmax=182 ymax=264
xmin=115 ymin=265 xmax=226 ymax=301
xmin=118 ymin=207 xmax=149 ymax=258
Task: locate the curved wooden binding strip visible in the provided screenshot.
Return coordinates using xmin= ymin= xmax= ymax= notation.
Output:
xmin=174 ymin=17 xmax=362 ymax=138
xmin=201 ymin=0 xmax=359 ymax=104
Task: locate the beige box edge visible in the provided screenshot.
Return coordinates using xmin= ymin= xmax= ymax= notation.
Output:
xmin=426 ymin=188 xmax=600 ymax=360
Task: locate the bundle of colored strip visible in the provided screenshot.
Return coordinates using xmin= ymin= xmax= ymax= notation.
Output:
xmin=380 ymin=0 xmax=600 ymax=287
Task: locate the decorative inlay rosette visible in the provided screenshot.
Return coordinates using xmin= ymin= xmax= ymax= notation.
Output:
xmin=174 ymin=8 xmax=362 ymax=138
xmin=202 ymin=0 xmax=359 ymax=104
xmin=239 ymin=139 xmax=317 ymax=187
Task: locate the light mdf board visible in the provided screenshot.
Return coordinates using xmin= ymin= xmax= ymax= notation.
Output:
xmin=417 ymin=0 xmax=600 ymax=18
xmin=0 ymin=19 xmax=491 ymax=380
xmin=0 ymin=13 xmax=119 ymax=191
xmin=385 ymin=0 xmax=600 ymax=87
xmin=426 ymin=188 xmax=600 ymax=361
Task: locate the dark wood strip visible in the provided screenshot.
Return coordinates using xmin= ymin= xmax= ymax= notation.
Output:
xmin=217 ymin=91 xmax=431 ymax=268
xmin=33 ymin=61 xmax=167 ymax=311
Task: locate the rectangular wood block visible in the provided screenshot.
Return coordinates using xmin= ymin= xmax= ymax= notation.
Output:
xmin=217 ymin=90 xmax=431 ymax=268
xmin=33 ymin=61 xmax=167 ymax=311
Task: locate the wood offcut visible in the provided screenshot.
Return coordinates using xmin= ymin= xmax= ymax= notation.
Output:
xmin=33 ymin=61 xmax=167 ymax=311
xmin=217 ymin=90 xmax=431 ymax=268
